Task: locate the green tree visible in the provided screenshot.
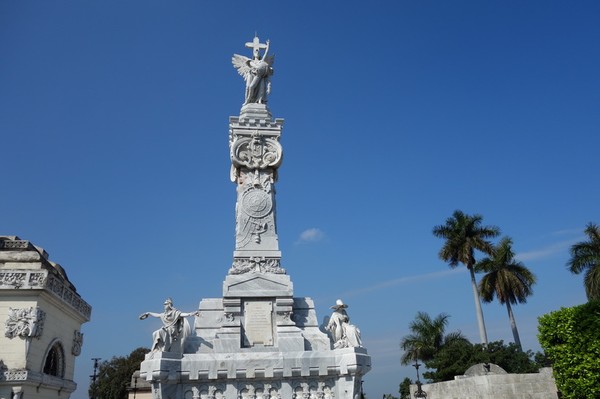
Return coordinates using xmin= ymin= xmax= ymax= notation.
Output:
xmin=432 ymin=210 xmax=500 ymax=345
xmin=400 ymin=311 xmax=467 ymax=365
xmin=476 ymin=237 xmax=536 ymax=351
xmin=423 ymin=338 xmax=474 ymax=382
xmin=424 ymin=340 xmax=539 ymax=382
xmin=567 ymin=222 xmax=600 ymax=301
xmin=538 ymin=301 xmax=600 ymax=398
xmin=399 ymin=377 xmax=411 ymax=399
xmin=89 ymin=347 xmax=149 ymax=399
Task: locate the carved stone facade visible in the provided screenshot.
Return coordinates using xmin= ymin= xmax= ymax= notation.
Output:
xmin=0 ymin=236 xmax=91 ymax=399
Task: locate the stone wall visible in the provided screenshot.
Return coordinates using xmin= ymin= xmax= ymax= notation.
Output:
xmin=410 ymin=368 xmax=559 ymax=399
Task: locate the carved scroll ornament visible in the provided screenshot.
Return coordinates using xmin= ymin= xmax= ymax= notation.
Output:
xmin=231 ymin=132 xmax=282 ymax=170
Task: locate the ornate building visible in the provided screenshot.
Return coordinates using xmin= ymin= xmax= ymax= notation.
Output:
xmin=0 ymin=236 xmax=91 ymax=399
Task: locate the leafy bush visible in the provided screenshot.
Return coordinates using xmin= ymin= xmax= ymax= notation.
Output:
xmin=424 ymin=340 xmax=539 ymax=382
xmin=538 ymin=301 xmax=600 ymax=399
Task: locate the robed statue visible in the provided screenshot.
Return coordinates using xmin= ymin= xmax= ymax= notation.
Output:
xmin=326 ymin=299 xmax=363 ymax=349
xmin=139 ymin=298 xmax=199 ymax=354
xmin=232 ymin=36 xmax=274 ymax=105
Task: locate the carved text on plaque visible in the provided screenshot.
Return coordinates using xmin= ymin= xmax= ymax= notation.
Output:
xmin=242 ymin=300 xmax=273 ymax=347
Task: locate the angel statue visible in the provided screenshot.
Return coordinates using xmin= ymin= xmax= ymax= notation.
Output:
xmin=232 ymin=36 xmax=274 ymax=105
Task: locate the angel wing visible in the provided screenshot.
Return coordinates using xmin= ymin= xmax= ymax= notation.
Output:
xmin=232 ymin=54 xmax=251 ymax=77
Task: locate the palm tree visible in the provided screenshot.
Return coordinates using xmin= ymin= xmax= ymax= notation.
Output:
xmin=567 ymin=222 xmax=600 ymax=301
xmin=400 ymin=311 xmax=467 ymax=365
xmin=475 ymin=237 xmax=536 ymax=351
xmin=432 ymin=210 xmax=500 ymax=345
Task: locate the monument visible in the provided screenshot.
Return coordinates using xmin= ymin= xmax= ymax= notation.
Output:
xmin=138 ymin=37 xmax=371 ymax=399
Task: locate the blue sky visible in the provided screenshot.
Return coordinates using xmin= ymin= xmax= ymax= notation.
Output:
xmin=1 ymin=1 xmax=599 ymax=398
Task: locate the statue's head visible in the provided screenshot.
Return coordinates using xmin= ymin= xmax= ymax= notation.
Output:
xmin=164 ymin=298 xmax=173 ymax=309
xmin=331 ymin=299 xmax=348 ymax=310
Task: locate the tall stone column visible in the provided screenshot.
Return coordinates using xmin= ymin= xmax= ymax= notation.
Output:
xmin=228 ymin=103 xmax=285 ymax=275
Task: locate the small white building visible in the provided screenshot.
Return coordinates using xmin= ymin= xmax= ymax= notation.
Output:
xmin=0 ymin=236 xmax=91 ymax=399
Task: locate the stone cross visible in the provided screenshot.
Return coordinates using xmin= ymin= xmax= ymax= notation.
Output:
xmin=245 ymin=36 xmax=268 ymax=57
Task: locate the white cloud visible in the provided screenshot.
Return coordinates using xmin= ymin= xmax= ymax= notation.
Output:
xmin=297 ymin=228 xmax=325 ymax=243
xmin=341 ymin=268 xmax=466 ymax=298
xmin=515 ymin=238 xmax=579 ymax=262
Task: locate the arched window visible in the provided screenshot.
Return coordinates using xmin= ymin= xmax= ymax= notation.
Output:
xmin=43 ymin=341 xmax=65 ymax=378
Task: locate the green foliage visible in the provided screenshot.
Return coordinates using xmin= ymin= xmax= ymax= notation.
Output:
xmin=567 ymin=222 xmax=600 ymax=300
xmin=400 ymin=311 xmax=468 ymax=365
xmin=432 ymin=210 xmax=500 ymax=345
xmin=399 ymin=377 xmax=411 ymax=399
xmin=383 ymin=394 xmax=399 ymax=399
xmin=432 ymin=210 xmax=500 ymax=270
xmin=476 ymin=237 xmax=536 ymax=306
xmin=423 ymin=340 xmax=539 ymax=382
xmin=89 ymin=347 xmax=149 ymax=399
xmin=538 ymin=301 xmax=600 ymax=398
xmin=423 ymin=338 xmax=474 ymax=382
xmin=476 ymin=236 xmax=536 ymax=350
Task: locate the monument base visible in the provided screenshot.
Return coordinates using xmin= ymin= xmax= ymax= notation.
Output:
xmin=139 ymin=296 xmax=371 ymax=399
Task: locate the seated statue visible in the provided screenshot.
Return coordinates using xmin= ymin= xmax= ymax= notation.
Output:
xmin=326 ymin=299 xmax=363 ymax=349
xmin=139 ymin=298 xmax=199 ymax=353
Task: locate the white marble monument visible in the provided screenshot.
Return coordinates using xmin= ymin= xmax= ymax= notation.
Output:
xmin=138 ymin=37 xmax=371 ymax=399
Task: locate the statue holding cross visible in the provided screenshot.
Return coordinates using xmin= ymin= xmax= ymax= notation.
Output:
xmin=232 ymin=36 xmax=275 ymax=105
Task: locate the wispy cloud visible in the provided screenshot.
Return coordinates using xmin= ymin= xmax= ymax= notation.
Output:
xmin=296 ymin=228 xmax=325 ymax=244
xmin=515 ymin=238 xmax=580 ymax=261
xmin=550 ymin=228 xmax=583 ymax=237
xmin=341 ymin=268 xmax=465 ymax=298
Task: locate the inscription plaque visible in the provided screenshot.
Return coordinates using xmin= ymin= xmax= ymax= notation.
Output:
xmin=243 ymin=300 xmax=274 ymax=346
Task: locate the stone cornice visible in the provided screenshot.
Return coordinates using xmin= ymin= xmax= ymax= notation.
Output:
xmin=0 ymin=269 xmax=91 ymax=321
xmin=0 ymin=369 xmax=77 ymax=393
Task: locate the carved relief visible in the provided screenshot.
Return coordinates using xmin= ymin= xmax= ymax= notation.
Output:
xmin=229 ymin=257 xmax=285 ymax=275
xmin=234 ymin=170 xmax=278 ymax=251
xmin=0 ymin=273 xmax=26 ymax=287
xmin=223 ymin=312 xmax=235 ymax=323
xmin=72 ymin=330 xmax=84 ymax=356
xmin=231 ymin=131 xmax=282 ymax=170
xmin=0 ymin=369 xmax=28 ymax=381
xmin=0 ymin=239 xmax=29 ymax=249
xmin=46 ymin=275 xmax=92 ymax=319
xmin=291 ymin=381 xmax=334 ymax=399
xmin=190 ymin=383 xmax=225 ymax=399
xmin=28 ymin=272 xmax=46 ymax=287
xmin=4 ymin=307 xmax=45 ymax=339
xmin=239 ymin=384 xmax=256 ymax=399
xmin=235 ymin=382 xmax=280 ymax=399
xmin=279 ymin=311 xmax=293 ymax=323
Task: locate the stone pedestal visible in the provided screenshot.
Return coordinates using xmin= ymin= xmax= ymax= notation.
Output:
xmin=140 ymin=294 xmax=371 ymax=399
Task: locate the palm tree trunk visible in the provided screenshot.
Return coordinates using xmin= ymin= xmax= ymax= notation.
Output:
xmin=505 ymin=301 xmax=522 ymax=351
xmin=469 ymin=266 xmax=488 ymax=345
